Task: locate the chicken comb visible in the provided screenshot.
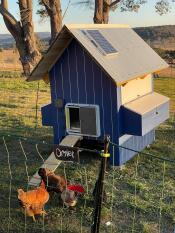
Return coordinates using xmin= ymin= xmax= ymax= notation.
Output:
xmin=67 ymin=184 xmax=85 ymax=193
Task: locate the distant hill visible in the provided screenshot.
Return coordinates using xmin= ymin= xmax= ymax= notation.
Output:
xmin=134 ymin=25 xmax=175 ymax=50
xmin=0 ymin=34 xmax=15 ymax=48
xmin=0 ymin=32 xmax=50 ymax=49
xmin=0 ymin=26 xmax=175 ymax=50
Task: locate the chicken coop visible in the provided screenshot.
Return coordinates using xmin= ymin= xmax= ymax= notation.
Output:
xmin=28 ymin=24 xmax=169 ymax=166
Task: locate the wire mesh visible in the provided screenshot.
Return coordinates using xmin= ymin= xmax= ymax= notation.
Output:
xmin=102 ymin=142 xmax=175 ymax=233
xmin=0 ymin=137 xmax=101 ymax=233
xmin=0 ymin=67 xmax=174 ymax=233
xmin=0 ymin=130 xmax=175 ymax=232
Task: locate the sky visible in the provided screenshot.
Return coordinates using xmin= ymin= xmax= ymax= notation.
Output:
xmin=0 ymin=0 xmax=175 ymax=34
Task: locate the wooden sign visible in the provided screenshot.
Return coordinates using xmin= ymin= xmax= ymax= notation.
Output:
xmin=54 ymin=145 xmax=80 ymax=163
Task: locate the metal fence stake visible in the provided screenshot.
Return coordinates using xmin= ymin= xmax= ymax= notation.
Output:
xmin=91 ymin=135 xmax=110 ymax=233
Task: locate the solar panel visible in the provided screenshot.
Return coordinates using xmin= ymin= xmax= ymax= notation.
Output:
xmin=86 ymin=30 xmax=117 ymax=55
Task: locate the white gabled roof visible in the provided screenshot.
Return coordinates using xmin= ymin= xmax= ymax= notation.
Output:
xmin=28 ymin=24 xmax=168 ymax=85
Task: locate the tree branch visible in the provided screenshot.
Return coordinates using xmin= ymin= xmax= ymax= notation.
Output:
xmin=1 ymin=0 xmax=8 ymax=9
xmin=105 ymin=0 xmax=121 ymax=8
xmin=0 ymin=3 xmax=22 ymax=37
xmin=41 ymin=0 xmax=52 ymax=15
xmin=0 ymin=4 xmax=19 ymax=26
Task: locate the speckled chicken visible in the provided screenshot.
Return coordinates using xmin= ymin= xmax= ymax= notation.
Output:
xmin=61 ymin=185 xmax=85 ymax=207
xmin=18 ymin=181 xmax=49 ymax=221
xmin=61 ymin=189 xmax=77 ymax=207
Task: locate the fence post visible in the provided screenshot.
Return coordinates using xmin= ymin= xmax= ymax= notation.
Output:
xmin=91 ymin=135 xmax=110 ymax=233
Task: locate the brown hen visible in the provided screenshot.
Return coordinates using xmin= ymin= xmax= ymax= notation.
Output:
xmin=38 ymin=168 xmax=67 ymax=193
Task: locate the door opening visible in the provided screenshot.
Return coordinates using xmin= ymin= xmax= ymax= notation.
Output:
xmin=69 ymin=107 xmax=80 ymax=131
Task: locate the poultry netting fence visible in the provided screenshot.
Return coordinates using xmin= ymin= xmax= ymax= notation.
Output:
xmin=0 ymin=135 xmax=175 ymax=233
xmin=0 ymin=75 xmax=175 ymax=233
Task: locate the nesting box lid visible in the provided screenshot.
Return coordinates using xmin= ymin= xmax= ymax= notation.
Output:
xmin=123 ymin=92 xmax=170 ymax=115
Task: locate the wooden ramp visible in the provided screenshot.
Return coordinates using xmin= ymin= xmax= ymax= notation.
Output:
xmin=29 ymin=135 xmax=82 ymax=186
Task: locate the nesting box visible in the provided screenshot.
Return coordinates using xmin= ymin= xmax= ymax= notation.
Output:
xmin=28 ymin=24 xmax=169 ymax=166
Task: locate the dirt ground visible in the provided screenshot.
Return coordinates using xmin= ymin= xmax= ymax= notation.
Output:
xmin=0 ymin=49 xmax=22 ymax=71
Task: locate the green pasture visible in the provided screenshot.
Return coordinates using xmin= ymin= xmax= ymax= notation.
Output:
xmin=0 ymin=75 xmax=174 ymax=233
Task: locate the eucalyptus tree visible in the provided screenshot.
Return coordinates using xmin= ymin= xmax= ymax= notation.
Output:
xmin=37 ymin=0 xmax=63 ymax=44
xmin=0 ymin=0 xmax=41 ymax=75
xmin=76 ymin=0 xmax=175 ymax=24
xmin=0 ymin=0 xmax=68 ymax=75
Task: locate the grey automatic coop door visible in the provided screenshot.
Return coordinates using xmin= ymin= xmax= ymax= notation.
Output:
xmin=65 ymin=104 xmax=101 ymax=137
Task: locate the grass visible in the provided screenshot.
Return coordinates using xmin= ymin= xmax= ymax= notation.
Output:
xmin=0 ymin=77 xmax=52 ymax=139
xmin=0 ymin=71 xmax=22 ymax=78
xmin=0 ymin=75 xmax=174 ymax=233
xmin=154 ymin=76 xmax=175 ymax=115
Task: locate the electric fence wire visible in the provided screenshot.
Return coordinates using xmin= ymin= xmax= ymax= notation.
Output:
xmin=158 ymin=161 xmax=166 ymax=233
xmin=80 ymin=166 xmax=89 ymax=233
xmin=110 ymin=145 xmax=115 ymax=233
xmin=19 ymin=140 xmax=45 ymax=233
xmin=63 ymin=162 xmax=68 ymax=232
xmin=19 ymin=140 xmax=30 ymax=233
xmin=109 ymin=141 xmax=175 ymax=164
xmin=0 ymin=46 xmax=174 ymax=233
xmin=1 ymin=133 xmax=175 ymax=165
xmin=1 ymin=134 xmax=174 ymax=233
xmin=131 ymin=153 xmax=140 ymax=233
xmin=2 ymin=137 xmax=12 ymax=233
xmin=35 ymin=143 xmax=45 ymax=163
xmin=35 ymin=82 xmax=40 ymax=130
xmin=35 ymin=143 xmax=46 ymax=232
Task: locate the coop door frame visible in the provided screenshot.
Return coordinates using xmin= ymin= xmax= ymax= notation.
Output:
xmin=65 ymin=103 xmax=101 ymax=137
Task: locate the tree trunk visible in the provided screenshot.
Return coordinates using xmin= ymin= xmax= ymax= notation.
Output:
xmin=94 ymin=0 xmax=120 ymax=24
xmin=103 ymin=0 xmax=111 ymax=23
xmin=50 ymin=0 xmax=62 ymax=43
xmin=19 ymin=0 xmax=41 ymax=65
xmin=0 ymin=0 xmax=41 ymax=76
xmin=94 ymin=0 xmax=103 ymax=23
xmin=42 ymin=0 xmax=62 ymax=44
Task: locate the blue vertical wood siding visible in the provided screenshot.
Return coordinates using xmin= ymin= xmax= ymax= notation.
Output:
xmin=49 ymin=39 xmax=119 ymax=149
xmin=42 ymin=39 xmax=156 ymax=166
xmin=119 ymin=130 xmax=155 ymax=165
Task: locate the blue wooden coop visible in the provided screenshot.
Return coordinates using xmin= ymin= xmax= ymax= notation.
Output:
xmin=28 ymin=24 xmax=170 ymax=166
